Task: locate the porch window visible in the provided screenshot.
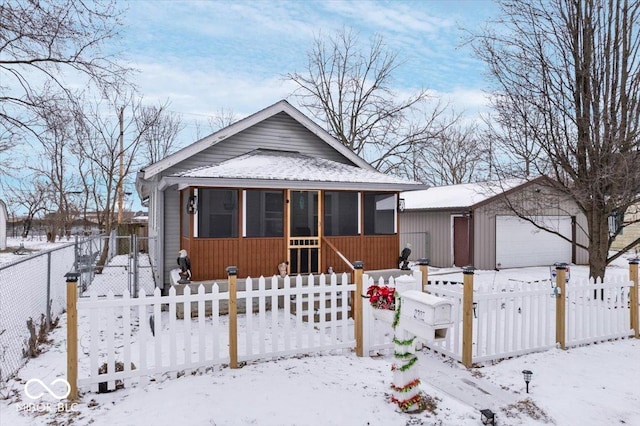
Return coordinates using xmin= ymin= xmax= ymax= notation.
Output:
xmin=197 ymin=189 xmax=238 ymax=238
xmin=323 ymin=191 xmax=359 ymax=236
xmin=363 ymin=192 xmax=396 ymax=235
xmin=244 ymin=190 xmax=284 ymax=237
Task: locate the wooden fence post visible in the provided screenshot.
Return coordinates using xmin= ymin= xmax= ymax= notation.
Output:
xmin=462 ymin=266 xmax=474 ymax=368
xmin=65 ymin=272 xmax=79 ymax=400
xmin=353 ymin=261 xmax=364 ymax=357
xmin=630 ymin=259 xmax=639 ymax=339
xmin=227 ymin=266 xmax=239 ymax=369
xmin=555 ymin=263 xmax=567 ymax=350
xmin=417 ymin=258 xmax=429 ymax=292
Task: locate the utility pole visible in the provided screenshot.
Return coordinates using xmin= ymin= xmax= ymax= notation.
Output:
xmin=117 ymin=106 xmax=125 ymax=225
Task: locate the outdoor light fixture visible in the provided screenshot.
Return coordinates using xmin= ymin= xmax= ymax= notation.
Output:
xmin=522 ymin=369 xmax=533 ymax=393
xmin=480 ymin=408 xmax=495 ymax=425
xmin=187 ymin=195 xmax=197 ymax=214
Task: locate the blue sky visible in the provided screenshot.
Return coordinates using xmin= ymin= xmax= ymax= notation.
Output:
xmin=121 ymin=0 xmax=499 ymax=141
xmin=3 ymin=0 xmax=501 ymax=216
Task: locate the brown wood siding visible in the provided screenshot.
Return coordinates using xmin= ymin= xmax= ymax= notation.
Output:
xmin=187 ymin=237 xmax=285 ymax=280
xmin=185 ymin=234 xmax=397 ymax=281
xmin=323 ymin=235 xmax=398 ymax=274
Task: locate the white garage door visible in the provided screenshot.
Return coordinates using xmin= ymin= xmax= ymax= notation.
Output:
xmin=496 ymin=216 xmax=572 ymax=268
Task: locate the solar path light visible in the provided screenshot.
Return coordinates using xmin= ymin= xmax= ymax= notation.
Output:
xmin=522 ymin=369 xmax=533 ymax=393
xmin=480 ymin=408 xmax=495 ymax=425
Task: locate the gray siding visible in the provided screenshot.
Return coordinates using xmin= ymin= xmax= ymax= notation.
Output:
xmin=473 ymin=186 xmax=589 ymax=269
xmin=163 ymin=187 xmax=180 ymax=286
xmin=400 ymin=210 xmax=453 ymax=267
xmin=164 ymin=113 xmax=355 ymax=176
xmin=401 ymin=182 xmax=590 ymax=271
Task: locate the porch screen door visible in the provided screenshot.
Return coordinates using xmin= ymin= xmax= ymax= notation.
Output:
xmin=288 ymin=190 xmax=320 ymax=274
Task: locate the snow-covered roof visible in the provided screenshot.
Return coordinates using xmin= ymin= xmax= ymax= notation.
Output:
xmin=168 ymin=150 xmax=424 ymax=191
xmin=401 ymin=179 xmax=528 ymax=210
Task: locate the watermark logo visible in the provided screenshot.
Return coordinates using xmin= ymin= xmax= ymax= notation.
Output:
xmin=17 ymin=378 xmax=78 ymax=414
xmin=24 ymin=378 xmax=71 ymax=400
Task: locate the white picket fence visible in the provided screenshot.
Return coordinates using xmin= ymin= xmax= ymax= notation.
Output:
xmin=76 ymin=273 xmax=355 ymax=392
xmin=361 ymin=273 xmax=635 ymax=364
xmin=565 ymin=276 xmax=632 ymax=346
xmin=75 ymin=269 xmax=635 ymax=392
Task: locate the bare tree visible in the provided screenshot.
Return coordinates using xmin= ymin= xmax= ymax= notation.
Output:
xmin=0 ymin=137 xmax=15 ymax=172
xmin=473 ymin=0 xmax=640 ymax=279
xmin=207 ymin=107 xmax=238 ymax=132
xmin=138 ymin=101 xmax=185 ymax=166
xmin=287 ymin=28 xmax=448 ymax=174
xmin=72 ymin=93 xmax=178 ymax=270
xmin=0 ymin=0 xmax=129 ymax=151
xmin=27 ymin=102 xmax=82 ymax=241
xmin=405 ymin=118 xmax=490 ymax=186
xmin=481 ymin=95 xmax=548 ymax=179
xmin=4 ymin=180 xmax=48 ymax=238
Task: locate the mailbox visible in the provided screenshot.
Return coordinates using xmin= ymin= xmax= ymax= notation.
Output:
xmin=399 ymin=290 xmax=453 ymax=342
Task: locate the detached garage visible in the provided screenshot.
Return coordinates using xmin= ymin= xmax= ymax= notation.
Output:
xmin=400 ymin=179 xmax=589 ymax=270
xmin=495 ymin=215 xmax=572 ymax=268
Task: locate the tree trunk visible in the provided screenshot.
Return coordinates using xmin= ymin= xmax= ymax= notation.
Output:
xmin=585 ymin=206 xmax=608 ymax=280
xmin=95 ymin=236 xmax=110 ymax=274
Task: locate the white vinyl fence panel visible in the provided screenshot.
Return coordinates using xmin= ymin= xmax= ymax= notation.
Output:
xmin=421 ymin=281 xmax=463 ymax=361
xmin=420 ymin=275 xmax=632 ymax=364
xmin=77 ymin=273 xmax=354 ymax=392
xmin=472 ymin=280 xmax=556 ymax=362
xmin=565 ymin=276 xmax=633 ymax=347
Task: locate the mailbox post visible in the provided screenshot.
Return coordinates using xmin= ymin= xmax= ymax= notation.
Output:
xmin=389 ymin=274 xmax=454 ymax=412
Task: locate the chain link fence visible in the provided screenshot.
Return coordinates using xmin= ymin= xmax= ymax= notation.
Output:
xmin=78 ymin=232 xmax=156 ymax=297
xmin=0 ymin=233 xmax=157 ymax=383
xmin=0 ymin=243 xmax=75 ymax=383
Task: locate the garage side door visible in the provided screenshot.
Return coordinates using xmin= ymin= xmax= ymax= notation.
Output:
xmin=496 ymin=216 xmax=572 ymax=268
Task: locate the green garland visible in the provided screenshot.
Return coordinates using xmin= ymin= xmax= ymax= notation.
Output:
xmin=392 ymin=297 xmax=401 ymax=328
xmin=391 ymin=355 xmax=418 ymax=371
xmin=390 ymin=288 xmax=423 ymax=413
xmin=392 ymin=336 xmax=416 ymax=346
xmin=391 ymin=378 xmax=421 ymax=393
xmin=390 ymin=394 xmax=422 ymax=412
xmin=394 ymin=351 xmax=415 ymax=360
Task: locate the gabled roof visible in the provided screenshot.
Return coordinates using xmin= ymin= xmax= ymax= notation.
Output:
xmin=161 ymin=150 xmax=425 ymax=191
xmin=401 ymin=179 xmax=531 ymax=210
xmin=141 ymin=99 xmax=374 ymax=180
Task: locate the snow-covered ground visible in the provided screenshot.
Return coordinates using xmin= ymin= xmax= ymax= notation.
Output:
xmin=1 ymin=237 xmax=639 ymax=425
xmin=0 ymin=236 xmax=74 ymax=267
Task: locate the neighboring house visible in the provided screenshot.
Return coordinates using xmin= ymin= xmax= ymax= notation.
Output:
xmin=400 ymin=178 xmax=589 ymax=270
xmin=0 ymin=199 xmax=6 ymax=250
xmin=136 ymin=100 xmax=424 ymax=286
xmin=611 ymin=203 xmax=640 ymax=252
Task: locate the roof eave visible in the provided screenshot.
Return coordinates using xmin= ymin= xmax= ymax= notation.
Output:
xmin=402 ymin=206 xmax=472 ymax=213
xmin=159 ymin=176 xmax=426 ymax=192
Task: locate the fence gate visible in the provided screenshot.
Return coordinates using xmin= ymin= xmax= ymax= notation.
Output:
xmin=76 ymin=232 xmax=156 ymax=297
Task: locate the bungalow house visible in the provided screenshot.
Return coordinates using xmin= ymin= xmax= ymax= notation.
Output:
xmin=136 ymin=100 xmax=425 ymax=286
xmin=399 ymin=178 xmax=589 ymax=270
